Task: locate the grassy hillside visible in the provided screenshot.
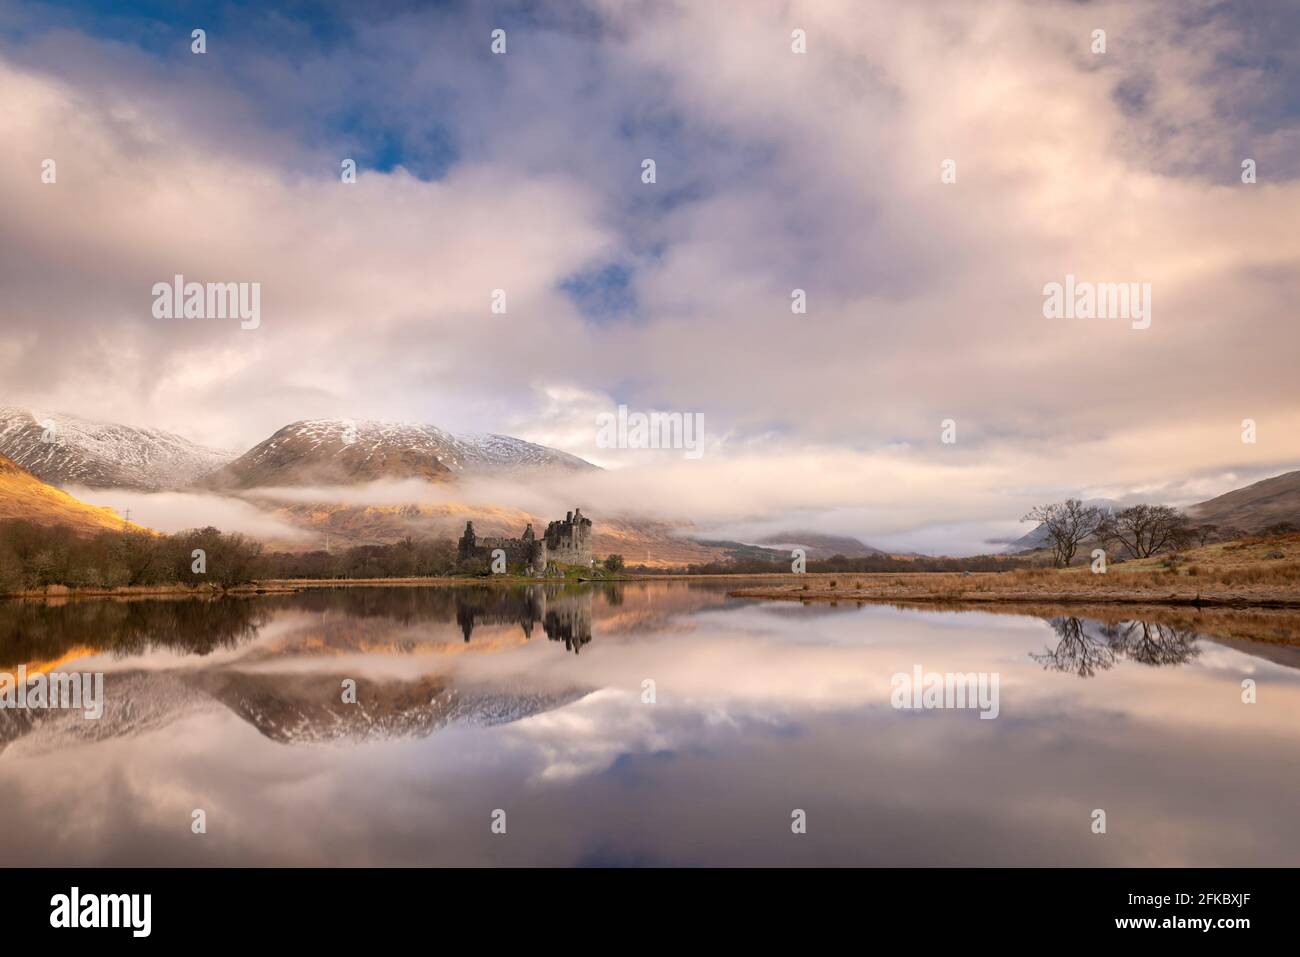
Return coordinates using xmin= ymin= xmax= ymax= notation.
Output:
xmin=0 ymin=453 xmax=149 ymax=534
xmin=1186 ymin=469 xmax=1300 ymax=531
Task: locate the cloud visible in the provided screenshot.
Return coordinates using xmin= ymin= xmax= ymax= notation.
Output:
xmin=2 ymin=0 xmax=1298 ymax=552
xmin=69 ymin=487 xmax=311 ymax=541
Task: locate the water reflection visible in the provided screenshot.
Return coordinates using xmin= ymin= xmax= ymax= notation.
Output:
xmin=0 ymin=584 xmax=602 ymax=671
xmin=451 ymin=586 xmax=593 ymax=652
xmin=0 ymin=586 xmax=611 ymax=755
xmin=1 ymin=584 xmax=1298 ymax=866
xmin=1032 ymin=616 xmax=1201 ymax=677
xmin=0 ymin=596 xmax=267 ymax=668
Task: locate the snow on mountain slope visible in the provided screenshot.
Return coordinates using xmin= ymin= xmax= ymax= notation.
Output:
xmin=0 ymin=407 xmax=233 ymax=491
xmin=203 ymin=418 xmax=598 ymax=490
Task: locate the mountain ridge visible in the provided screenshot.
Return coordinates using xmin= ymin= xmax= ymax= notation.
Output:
xmin=202 ymin=418 xmax=598 ymax=490
xmin=1186 ymin=469 xmax=1300 ymax=531
xmin=0 ymin=407 xmax=233 ymax=491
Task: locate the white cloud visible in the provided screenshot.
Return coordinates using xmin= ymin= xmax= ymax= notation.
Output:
xmin=2 ymin=0 xmax=1297 ymax=552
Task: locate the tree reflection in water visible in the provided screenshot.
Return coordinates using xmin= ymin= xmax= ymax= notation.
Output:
xmin=0 ymin=584 xmax=599 ymax=669
xmin=1031 ymin=616 xmax=1201 ymax=677
xmin=0 ymin=597 xmax=268 ymax=669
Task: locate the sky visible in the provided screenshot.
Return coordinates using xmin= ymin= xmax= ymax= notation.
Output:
xmin=1 ymin=0 xmax=1298 ymax=553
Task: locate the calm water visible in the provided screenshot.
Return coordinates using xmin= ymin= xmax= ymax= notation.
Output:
xmin=1 ymin=582 xmax=1297 ymax=866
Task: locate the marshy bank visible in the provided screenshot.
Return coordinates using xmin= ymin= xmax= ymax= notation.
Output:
xmin=729 ymin=535 xmax=1300 ymax=612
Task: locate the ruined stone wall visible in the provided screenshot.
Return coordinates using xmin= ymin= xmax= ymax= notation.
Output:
xmin=458 ymin=510 xmax=591 ymax=570
xmin=543 ymin=509 xmax=593 ymax=566
xmin=465 ymin=537 xmax=541 ymax=566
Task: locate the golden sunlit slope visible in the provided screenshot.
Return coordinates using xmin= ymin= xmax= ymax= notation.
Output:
xmin=0 ymin=453 xmax=149 ymax=534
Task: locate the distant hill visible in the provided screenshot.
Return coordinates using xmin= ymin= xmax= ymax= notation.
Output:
xmin=0 ymin=407 xmax=233 ymax=491
xmin=1185 ymin=470 xmax=1300 ymax=532
xmin=754 ymin=531 xmax=884 ymax=559
xmin=1004 ymin=473 xmax=1300 ymax=553
xmin=1005 ymin=498 xmax=1122 ymax=553
xmin=203 ymin=419 xmax=598 ymax=490
xmin=0 ymin=453 xmax=148 ymax=534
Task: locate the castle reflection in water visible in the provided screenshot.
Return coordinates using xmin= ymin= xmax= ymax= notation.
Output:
xmin=454 ymin=586 xmax=593 ymax=653
xmin=0 ymin=583 xmax=607 ymax=671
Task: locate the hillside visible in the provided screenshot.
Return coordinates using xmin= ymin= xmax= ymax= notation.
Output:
xmin=203 ymin=419 xmax=597 ymax=490
xmin=0 ymin=407 xmax=233 ymax=491
xmin=754 ymin=531 xmax=883 ymax=559
xmin=1186 ymin=470 xmax=1300 ymax=532
xmin=0 ymin=453 xmax=149 ymax=534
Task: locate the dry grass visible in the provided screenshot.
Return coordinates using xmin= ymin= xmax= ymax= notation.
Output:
xmin=729 ymin=534 xmax=1300 ymax=608
xmin=0 ymin=456 xmax=151 ymax=535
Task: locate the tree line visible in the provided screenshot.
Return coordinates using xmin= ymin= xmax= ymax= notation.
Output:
xmin=0 ymin=520 xmax=627 ymax=593
xmin=0 ymin=521 xmax=265 ymax=592
xmin=0 ymin=521 xmax=472 ymax=593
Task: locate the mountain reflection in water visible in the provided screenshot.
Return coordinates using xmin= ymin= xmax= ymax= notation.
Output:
xmin=0 ymin=582 xmax=1298 ymax=866
xmin=0 ymin=585 xmax=612 ymax=752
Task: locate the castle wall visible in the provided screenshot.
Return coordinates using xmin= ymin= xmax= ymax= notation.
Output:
xmin=467 ymin=537 xmax=541 ymax=566
xmin=458 ymin=510 xmax=592 ymax=571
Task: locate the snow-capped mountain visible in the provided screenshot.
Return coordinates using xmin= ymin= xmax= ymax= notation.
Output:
xmin=203 ymin=418 xmax=597 ymax=490
xmin=0 ymin=407 xmax=234 ymax=491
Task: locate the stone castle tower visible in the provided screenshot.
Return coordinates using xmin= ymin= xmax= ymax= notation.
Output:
xmin=458 ymin=508 xmax=593 ymax=573
xmin=542 ymin=509 xmax=593 ymax=564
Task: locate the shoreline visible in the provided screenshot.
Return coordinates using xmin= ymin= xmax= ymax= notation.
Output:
xmin=0 ymin=574 xmax=624 ymax=599
xmin=5 ymin=568 xmax=1300 ymax=610
xmin=810 ymin=597 xmax=1300 ymax=650
xmin=726 ymin=572 xmax=1300 ymax=609
xmin=727 ymin=586 xmax=1300 ymax=608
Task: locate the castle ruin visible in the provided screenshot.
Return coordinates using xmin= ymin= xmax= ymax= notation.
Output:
xmin=457 ymin=509 xmax=593 ymax=574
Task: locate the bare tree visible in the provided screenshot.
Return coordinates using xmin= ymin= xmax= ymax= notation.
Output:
xmin=1022 ymin=499 xmax=1104 ymax=567
xmin=1097 ymin=504 xmax=1191 ymax=559
xmin=1193 ymin=524 xmax=1218 ymax=547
